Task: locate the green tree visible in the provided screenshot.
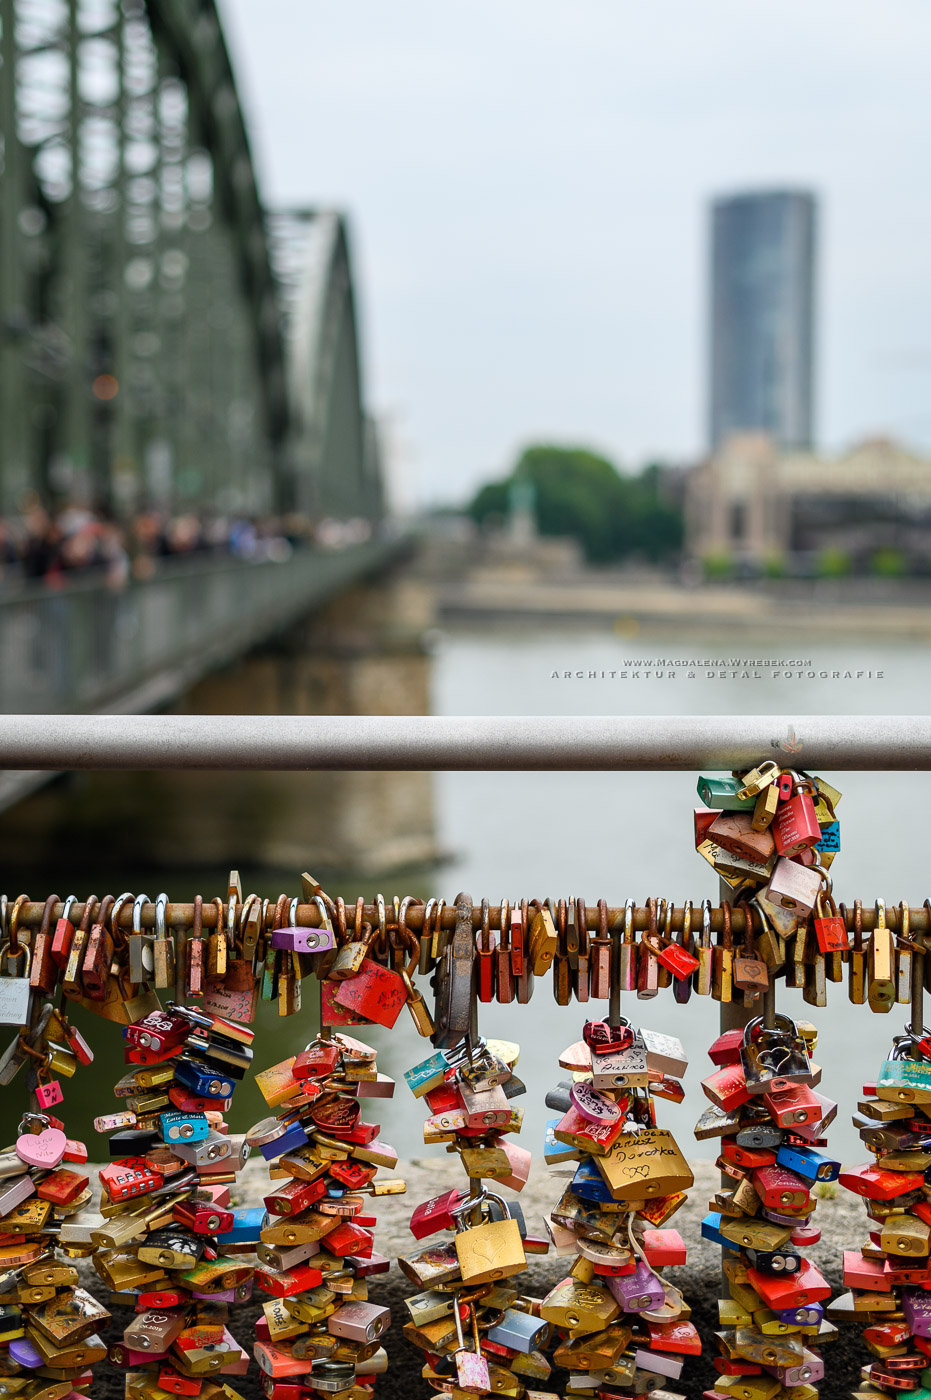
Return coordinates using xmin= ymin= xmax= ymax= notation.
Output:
xmin=468 ymin=445 xmax=683 ymax=565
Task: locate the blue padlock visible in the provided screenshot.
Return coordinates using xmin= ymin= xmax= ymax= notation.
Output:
xmin=215 ymin=1206 xmax=264 ymax=1246
xmin=571 ymin=1160 xmax=616 ymax=1204
xmin=173 ymin=1057 xmax=234 ymax=1100
xmin=159 ymin=1110 xmax=209 ymax=1144
xmin=486 ymin=1309 xmax=549 ymax=1354
xmin=544 ymin=1118 xmax=577 ymax=1164
xmin=259 ymin=1121 xmax=308 ymax=1160
xmin=815 ymin=821 xmax=841 ymax=853
xmin=776 ymin=1143 xmax=840 ymax=1183
xmin=701 ymin=1212 xmax=739 ymax=1250
xmin=404 ymin=1051 xmax=451 ymax=1099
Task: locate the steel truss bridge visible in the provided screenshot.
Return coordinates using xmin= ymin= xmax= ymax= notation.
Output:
xmin=0 ymin=0 xmax=400 ymax=763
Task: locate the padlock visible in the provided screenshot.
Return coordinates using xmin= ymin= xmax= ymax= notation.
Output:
xmin=868 ymin=899 xmax=896 ymax=1014
xmin=752 ymin=781 xmax=781 ymax=832
xmin=812 ymin=874 xmax=848 ymax=954
xmin=614 ymin=900 xmax=635 ymax=994
xmin=708 ymin=811 xmax=776 ymax=865
xmin=847 ymin=899 xmax=867 ymax=1005
xmin=736 ymin=760 xmax=782 ymax=801
xmin=641 ymin=919 xmax=699 ymax=982
xmin=694 ymin=899 xmax=713 ymax=996
xmin=739 ymin=1014 xmax=811 ymax=1095
xmin=713 ymin=902 xmax=734 ymax=1004
xmin=589 ymin=899 xmax=612 ymax=999
xmin=894 ymin=899 xmax=913 ymax=1006
xmin=28 ymin=894 xmax=60 ymax=995
xmin=452 ymin=1191 xmax=525 ymax=1284
xmin=732 ymin=901 xmax=769 ymax=999
xmin=0 ymin=939 xmax=32 ymax=1027
xmin=697 ymin=776 xmax=756 ymax=810
xmin=763 ymin=858 xmax=822 ymax=916
xmin=772 ymin=777 xmax=822 ymax=857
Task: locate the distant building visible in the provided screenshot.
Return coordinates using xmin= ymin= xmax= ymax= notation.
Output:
xmin=709 ymin=190 xmax=817 ymax=451
xmin=686 ymin=433 xmax=931 ymax=566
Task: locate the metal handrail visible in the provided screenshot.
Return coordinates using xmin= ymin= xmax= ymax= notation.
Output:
xmin=0 ymin=713 xmax=926 ymax=770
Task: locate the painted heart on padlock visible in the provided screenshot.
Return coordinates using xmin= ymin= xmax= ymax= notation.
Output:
xmin=16 ymin=1127 xmax=66 ymax=1168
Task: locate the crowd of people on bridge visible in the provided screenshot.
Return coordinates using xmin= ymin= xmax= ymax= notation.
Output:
xmin=0 ymin=496 xmax=373 ymax=590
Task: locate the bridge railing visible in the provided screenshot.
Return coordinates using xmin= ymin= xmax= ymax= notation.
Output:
xmin=0 ymin=539 xmax=402 ymax=717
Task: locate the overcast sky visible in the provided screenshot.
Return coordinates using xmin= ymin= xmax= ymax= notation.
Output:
xmin=219 ymin=1 xmax=931 ymax=508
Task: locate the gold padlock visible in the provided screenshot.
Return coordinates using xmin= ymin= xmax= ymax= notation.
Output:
xmin=539 ymin=1277 xmax=619 ymax=1332
xmin=847 ymin=900 xmax=866 ymax=1005
xmin=452 ymin=1193 xmax=525 ymax=1285
xmin=868 ymin=898 xmax=896 ymax=1013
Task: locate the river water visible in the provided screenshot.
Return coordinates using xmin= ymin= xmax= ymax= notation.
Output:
xmin=16 ymin=619 xmax=928 ymax=1169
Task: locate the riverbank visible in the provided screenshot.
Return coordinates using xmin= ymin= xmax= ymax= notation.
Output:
xmin=438 ymin=570 xmax=931 ymax=641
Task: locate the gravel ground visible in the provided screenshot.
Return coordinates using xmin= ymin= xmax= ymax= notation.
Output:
xmin=76 ymin=1156 xmax=870 ymax=1400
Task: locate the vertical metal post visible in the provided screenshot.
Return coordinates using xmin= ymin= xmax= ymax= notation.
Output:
xmin=0 ymin=0 xmax=27 ymax=508
xmin=912 ymin=944 xmax=925 ymax=1038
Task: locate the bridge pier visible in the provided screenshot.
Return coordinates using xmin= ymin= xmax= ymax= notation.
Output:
xmin=0 ymin=572 xmax=443 ymax=880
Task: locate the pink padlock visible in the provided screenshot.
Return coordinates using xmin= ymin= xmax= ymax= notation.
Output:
xmin=15 ymin=1114 xmax=66 ymax=1170
xmin=772 ymin=1348 xmax=824 ymax=1386
xmin=36 ymin=1078 xmax=63 ymax=1109
xmin=569 ymin=1080 xmax=622 ymax=1126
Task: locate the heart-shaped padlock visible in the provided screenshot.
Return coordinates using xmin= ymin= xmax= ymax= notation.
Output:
xmin=15 ymin=1114 xmax=66 ymax=1169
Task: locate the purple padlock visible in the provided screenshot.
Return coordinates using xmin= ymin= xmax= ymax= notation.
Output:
xmin=771 ymin=1348 xmax=824 ymax=1386
xmin=763 ymin=1207 xmax=812 ymax=1228
xmin=607 ymin=1259 xmax=665 ymax=1313
xmin=271 ymin=926 xmax=335 ymax=954
xmin=9 ymin=1339 xmax=42 ymax=1369
xmin=194 ymin=1279 xmax=253 ymax=1304
xmin=775 ymin=1302 xmax=823 ymax=1327
xmin=903 ymin=1288 xmax=931 ymax=1337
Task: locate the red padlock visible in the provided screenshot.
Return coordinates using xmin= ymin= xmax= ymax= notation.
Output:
xmin=701 ymin=1062 xmax=750 ymax=1113
xmin=708 ymin=1028 xmax=744 ymax=1066
xmin=409 ymin=1188 xmax=465 ymax=1239
xmin=772 ymin=779 xmax=821 ymax=857
xmin=838 ymin=1163 xmax=925 ymax=1201
xmin=762 ymin=1081 xmax=822 ymax=1128
xmin=747 ymin=1257 xmax=831 ymax=1309
xmin=50 ymin=896 xmax=77 ymax=969
xmin=813 ymin=886 xmax=848 ymax=954
xmin=583 ymin=1021 xmax=634 ymax=1056
xmin=751 ymin=1164 xmax=811 ymax=1212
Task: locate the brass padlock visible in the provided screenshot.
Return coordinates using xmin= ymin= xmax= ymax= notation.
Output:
xmin=452 ymin=1191 xmax=525 ymax=1285
xmin=868 ymin=898 xmax=896 ymax=1014
xmin=713 ymin=902 xmax=734 ymax=1003
xmin=694 ymin=899 xmax=713 ymax=997
xmin=206 ymin=895 xmax=227 ymax=982
xmin=552 ymin=901 xmax=571 ymax=1007
xmin=802 ymin=926 xmax=827 ymax=1008
xmin=847 ymin=900 xmax=866 ymax=1005
xmin=151 ymin=893 xmax=175 ymax=990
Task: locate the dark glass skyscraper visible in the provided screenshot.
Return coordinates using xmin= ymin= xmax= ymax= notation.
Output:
xmin=709 ymin=190 xmax=817 ymax=450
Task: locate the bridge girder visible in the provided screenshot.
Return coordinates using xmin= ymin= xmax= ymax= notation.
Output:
xmin=0 ymin=0 xmax=380 ymax=523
